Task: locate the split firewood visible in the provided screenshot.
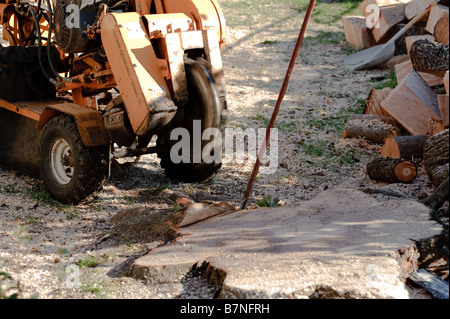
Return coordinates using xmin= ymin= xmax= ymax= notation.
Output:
xmin=363 ymin=88 xmax=392 ymax=116
xmin=409 ymin=39 xmax=449 ymax=74
xmin=395 ymin=60 xmax=443 ymax=87
xmin=342 ymin=16 xmax=375 ymax=50
xmin=343 ymin=114 xmax=400 ymax=144
xmin=425 ymin=3 xmax=449 ymax=35
xmin=371 ymin=3 xmax=406 ymax=43
xmin=367 ymin=157 xmax=417 ymax=183
xmin=381 ymin=70 xmax=441 ymax=135
xmin=359 ymin=0 xmax=402 ymax=16
xmin=381 ymin=135 xmax=428 ymax=160
xmin=405 ymin=0 xmax=435 ymax=20
xmin=437 ymin=94 xmax=449 ymax=127
xmin=423 ymin=129 xmax=449 ymax=184
xmin=434 ymin=16 xmax=449 ymax=44
xmin=428 ymin=118 xmax=446 ymax=136
xmin=420 ymin=177 xmax=449 ymax=212
xmin=444 ymin=71 xmax=449 ymax=94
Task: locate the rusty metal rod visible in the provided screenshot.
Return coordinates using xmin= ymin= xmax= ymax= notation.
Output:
xmin=240 ymin=0 xmax=317 ymax=210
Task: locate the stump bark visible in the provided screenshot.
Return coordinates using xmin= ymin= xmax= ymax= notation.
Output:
xmin=367 ymin=157 xmax=418 ymax=183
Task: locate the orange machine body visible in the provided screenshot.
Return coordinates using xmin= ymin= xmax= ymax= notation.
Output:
xmin=0 ymin=0 xmax=226 ymax=146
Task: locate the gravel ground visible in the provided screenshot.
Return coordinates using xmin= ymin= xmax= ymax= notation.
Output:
xmin=1 ymin=1 xmax=447 ymax=299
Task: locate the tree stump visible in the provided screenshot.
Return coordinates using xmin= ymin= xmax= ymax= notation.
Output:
xmin=367 ymin=157 xmax=418 ymax=183
xmin=410 ymin=39 xmax=449 ymax=73
xmin=381 ymin=135 xmax=428 ymax=160
xmin=423 ymin=129 xmax=449 ymax=185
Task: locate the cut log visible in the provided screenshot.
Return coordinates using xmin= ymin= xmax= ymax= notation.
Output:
xmin=381 ymin=70 xmax=441 ymax=135
xmin=395 ymin=59 xmax=443 ymax=87
xmin=381 ymin=135 xmax=428 ymax=160
xmin=349 ymin=113 xmax=398 ymax=125
xmin=445 ymin=71 xmax=449 ymax=94
xmin=405 ymin=0 xmax=435 ymax=20
xmin=425 ymin=4 xmax=449 ymax=34
xmin=364 ymin=88 xmax=392 ymax=116
xmin=409 ymin=39 xmax=449 ymax=73
xmin=371 ymin=3 xmax=406 ymax=43
xmin=423 ymin=129 xmax=449 ymax=182
xmin=342 ymin=16 xmax=375 ymax=49
xmin=429 ymin=163 xmax=449 ymax=187
xmin=343 ymin=114 xmax=400 ymax=144
xmin=405 ymin=34 xmax=435 ymax=56
xmin=434 ymin=16 xmax=449 ymax=44
xmin=367 ymin=157 xmax=417 ymax=183
xmin=437 ymin=94 xmax=449 ymax=127
xmin=420 ymin=177 xmax=450 ymax=211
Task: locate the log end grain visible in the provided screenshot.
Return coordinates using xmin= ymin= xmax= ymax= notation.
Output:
xmin=394 ymin=161 xmax=417 ymax=182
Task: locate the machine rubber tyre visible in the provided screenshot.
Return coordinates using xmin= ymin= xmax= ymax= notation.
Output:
xmin=157 ymin=59 xmax=222 ymax=182
xmin=40 ymin=115 xmax=109 ymax=204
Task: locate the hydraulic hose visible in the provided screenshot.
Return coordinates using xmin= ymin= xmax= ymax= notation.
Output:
xmin=44 ymin=0 xmax=79 ymax=84
xmin=28 ymin=7 xmax=61 ymax=88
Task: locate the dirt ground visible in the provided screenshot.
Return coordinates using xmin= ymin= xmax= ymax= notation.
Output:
xmin=0 ymin=1 xmax=447 ymax=299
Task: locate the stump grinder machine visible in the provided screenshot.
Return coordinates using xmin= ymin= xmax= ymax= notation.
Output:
xmin=0 ymin=0 xmax=227 ymax=203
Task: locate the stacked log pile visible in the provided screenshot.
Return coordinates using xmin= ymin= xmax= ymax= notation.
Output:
xmin=342 ymin=0 xmax=449 ymax=50
xmin=342 ymin=0 xmax=449 ymax=213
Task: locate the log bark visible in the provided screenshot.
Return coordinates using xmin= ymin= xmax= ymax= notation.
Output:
xmin=423 ymin=129 xmax=449 ymax=183
xmin=381 ymin=135 xmax=428 ymax=160
xmin=405 ymin=34 xmax=435 ymax=56
xmin=429 ymin=163 xmax=449 ymax=187
xmin=420 ymin=177 xmax=450 ymax=212
xmin=410 ymin=39 xmax=449 ymax=73
xmin=367 ymin=157 xmax=417 ymax=183
xmin=343 ymin=114 xmax=399 ymax=144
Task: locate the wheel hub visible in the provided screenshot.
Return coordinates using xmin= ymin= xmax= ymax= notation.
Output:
xmin=50 ymin=138 xmax=73 ymax=185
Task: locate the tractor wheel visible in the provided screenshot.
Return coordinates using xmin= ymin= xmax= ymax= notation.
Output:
xmin=40 ymin=115 xmax=109 ymax=204
xmin=157 ymin=59 xmax=222 ymax=182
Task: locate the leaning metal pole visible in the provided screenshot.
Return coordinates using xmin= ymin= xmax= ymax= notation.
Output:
xmin=241 ymin=0 xmax=317 ymax=210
